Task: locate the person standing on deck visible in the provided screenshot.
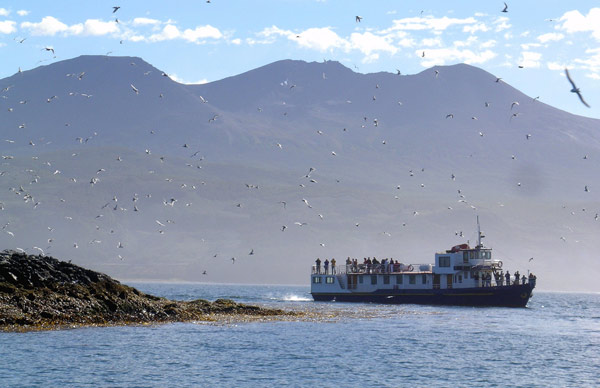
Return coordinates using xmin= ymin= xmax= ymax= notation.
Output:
xmin=514 ymin=271 xmax=520 ymax=285
xmin=331 ymin=258 xmax=336 ymax=274
xmin=505 ymin=271 xmax=511 ymax=286
xmin=324 ymin=259 xmax=329 ymax=275
xmin=315 ymin=258 xmax=321 ymax=274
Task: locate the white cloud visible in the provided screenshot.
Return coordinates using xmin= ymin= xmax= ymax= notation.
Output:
xmin=463 ymin=23 xmax=489 ymax=34
xmin=132 ymin=17 xmax=161 ymax=26
xmin=296 ymin=27 xmax=348 ymax=52
xmin=21 ymin=16 xmax=119 ymax=37
xmin=558 ymin=8 xmax=600 ymax=40
xmin=386 ymin=16 xmax=477 ymax=32
xmin=420 ymin=48 xmax=497 ymax=67
xmin=17 ymin=10 xmax=29 ymax=16
xmin=537 ymin=32 xmax=564 ymax=43
xmin=350 ymin=31 xmax=395 ymax=55
xmin=79 ymin=19 xmax=119 ymax=36
xmin=230 ymin=38 xmax=241 ymax=45
xmin=148 ymin=24 xmax=222 ymax=43
xmin=519 ymin=51 xmax=542 ymax=68
xmin=521 ymin=42 xmax=541 ymax=50
xmin=480 ymin=39 xmax=496 ymax=48
xmin=170 ymin=73 xmax=209 ymax=84
xmin=421 ymin=37 xmax=442 ymax=47
xmin=0 ymin=20 xmax=16 ymax=34
xmin=21 ymin=16 xmax=70 ymax=35
xmin=494 ymin=16 xmax=511 ymax=32
xmin=182 ymin=25 xmax=222 ymax=41
xmin=0 ymin=8 xmax=9 ymax=16
xmin=547 ymin=62 xmax=566 ymax=71
xmin=587 ymin=73 xmax=600 ymax=80
xmin=149 ymin=24 xmax=180 ymax=41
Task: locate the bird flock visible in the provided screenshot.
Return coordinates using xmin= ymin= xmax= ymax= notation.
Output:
xmin=0 ymin=4 xmax=597 ymax=282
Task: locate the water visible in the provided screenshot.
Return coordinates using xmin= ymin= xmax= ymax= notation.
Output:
xmin=2 ymin=284 xmax=599 ymax=387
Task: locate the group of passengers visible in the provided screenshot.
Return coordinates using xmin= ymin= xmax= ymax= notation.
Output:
xmin=477 ymin=270 xmax=537 ymax=287
xmin=314 ymin=258 xmax=337 ymax=274
xmin=346 ymin=257 xmax=398 ymax=274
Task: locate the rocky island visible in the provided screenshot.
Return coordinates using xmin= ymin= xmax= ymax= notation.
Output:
xmin=0 ymin=250 xmax=295 ymax=331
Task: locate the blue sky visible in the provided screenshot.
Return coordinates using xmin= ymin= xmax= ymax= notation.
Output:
xmin=1 ymin=1 xmax=599 ymax=118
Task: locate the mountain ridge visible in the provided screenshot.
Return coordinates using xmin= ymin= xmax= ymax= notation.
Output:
xmin=0 ymin=55 xmax=599 ymax=291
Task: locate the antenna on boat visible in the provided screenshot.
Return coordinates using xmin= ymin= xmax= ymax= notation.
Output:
xmin=477 ymin=215 xmax=485 ymax=248
xmin=477 ymin=216 xmax=485 ymax=248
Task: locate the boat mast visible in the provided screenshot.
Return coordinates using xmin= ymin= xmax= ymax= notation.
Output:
xmin=476 ymin=215 xmax=484 ymax=248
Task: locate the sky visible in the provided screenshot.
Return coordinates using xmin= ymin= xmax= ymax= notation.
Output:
xmin=0 ymin=0 xmax=599 ymax=119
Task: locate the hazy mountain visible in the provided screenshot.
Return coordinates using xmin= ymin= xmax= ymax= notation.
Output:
xmin=0 ymin=55 xmax=598 ymax=291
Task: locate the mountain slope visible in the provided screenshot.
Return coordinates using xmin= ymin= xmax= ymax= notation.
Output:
xmin=0 ymin=56 xmax=599 ymax=291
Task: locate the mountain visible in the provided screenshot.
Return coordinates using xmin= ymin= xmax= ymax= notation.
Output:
xmin=0 ymin=55 xmax=599 ymax=291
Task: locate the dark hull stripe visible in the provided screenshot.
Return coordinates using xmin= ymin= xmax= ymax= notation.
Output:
xmin=312 ymin=284 xmax=534 ymax=307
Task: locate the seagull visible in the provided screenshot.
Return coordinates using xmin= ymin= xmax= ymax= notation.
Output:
xmin=281 ymin=225 xmax=287 ymax=232
xmin=565 ymin=68 xmax=591 ymax=108
xmin=355 ymin=16 xmax=362 ymax=22
xmin=529 ymin=257 xmax=534 ymax=262
xmin=43 ymin=47 xmax=55 ymax=55
xmin=130 ymin=84 xmax=139 ymax=94
xmin=511 ymin=101 xmax=519 ymax=109
xmin=231 ymin=257 xmax=236 ymax=264
xmin=502 ymin=2 xmax=508 ymax=12
xmin=249 ymin=249 xmax=254 ymax=255
xmin=294 ymin=222 xmax=307 ymax=226
xmin=495 ymin=77 xmax=502 ymax=83
xmin=584 ymin=185 xmax=589 ymax=192
xmin=279 ymin=201 xmax=287 ymax=209
xmin=446 ymin=114 xmax=454 ymax=119
xmin=113 ymin=6 xmax=120 ymax=13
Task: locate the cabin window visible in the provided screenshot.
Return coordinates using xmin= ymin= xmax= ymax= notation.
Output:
xmin=463 ymin=252 xmax=469 ymax=263
xmin=313 ymin=276 xmax=322 ymax=284
xmin=422 ymin=275 xmax=427 ymax=284
xmin=371 ymin=275 xmax=377 ymax=285
xmin=458 ymin=275 xmax=463 ymax=283
xmin=409 ymin=275 xmax=416 ymax=284
xmin=439 ymin=256 xmax=450 ymax=267
xmin=396 ymin=275 xmax=403 ymax=284
xmin=326 ymin=276 xmax=335 ymax=284
xmin=465 ymin=271 xmax=469 ymax=279
xmin=359 ymin=275 xmax=363 ymax=284
xmin=469 ymin=251 xmax=475 ymax=260
xmin=383 ymin=275 xmax=390 ymax=284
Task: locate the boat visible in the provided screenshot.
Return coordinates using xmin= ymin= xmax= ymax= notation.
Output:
xmin=310 ymin=218 xmax=536 ymax=307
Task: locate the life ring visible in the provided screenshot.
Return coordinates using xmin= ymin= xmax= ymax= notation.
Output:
xmin=520 ymin=292 xmax=528 ymax=299
xmin=408 ymin=264 xmax=414 ymax=272
xmin=497 ymin=261 xmax=503 ymax=268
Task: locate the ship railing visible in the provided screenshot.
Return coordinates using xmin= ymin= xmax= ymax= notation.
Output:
xmin=311 ymin=265 xmax=347 ymax=275
xmin=312 ymin=264 xmax=420 ymax=275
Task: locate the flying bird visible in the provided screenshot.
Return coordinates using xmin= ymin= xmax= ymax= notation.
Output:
xmin=130 ymin=84 xmax=139 ymax=94
xmin=502 ymin=2 xmax=508 ymax=12
xmin=355 ymin=16 xmax=362 ymax=22
xmin=565 ymin=68 xmax=590 ymax=108
xmin=43 ymin=47 xmax=55 ymax=55
xmin=112 ymin=6 xmax=120 ymax=13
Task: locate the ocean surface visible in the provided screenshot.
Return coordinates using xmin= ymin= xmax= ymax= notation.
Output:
xmin=2 ymin=284 xmax=599 ymax=388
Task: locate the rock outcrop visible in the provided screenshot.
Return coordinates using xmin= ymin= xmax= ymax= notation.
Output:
xmin=0 ymin=250 xmax=291 ymax=330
